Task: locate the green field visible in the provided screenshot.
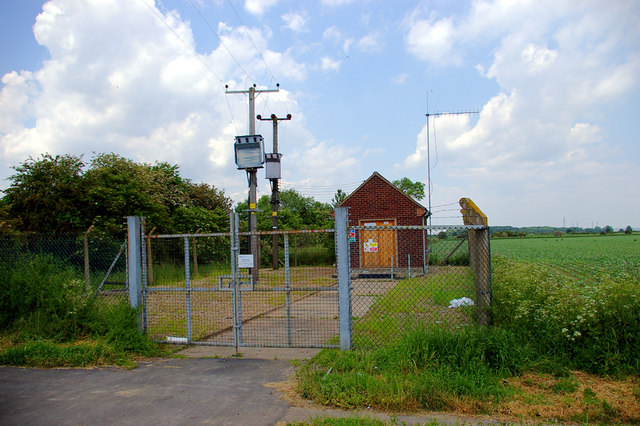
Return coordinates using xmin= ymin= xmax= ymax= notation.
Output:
xmin=491 ymin=234 xmax=640 ymax=281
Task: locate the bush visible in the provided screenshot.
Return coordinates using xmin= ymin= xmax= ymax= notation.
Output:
xmin=492 ymin=257 xmax=640 ymax=375
xmin=0 ymin=254 xmax=95 ymax=339
xmin=0 ymin=253 xmax=161 ymax=366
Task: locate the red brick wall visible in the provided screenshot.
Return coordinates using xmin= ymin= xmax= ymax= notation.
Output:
xmin=340 ymin=174 xmax=427 ymax=268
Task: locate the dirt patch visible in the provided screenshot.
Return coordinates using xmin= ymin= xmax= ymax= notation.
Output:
xmin=501 ymin=371 xmax=640 ymax=423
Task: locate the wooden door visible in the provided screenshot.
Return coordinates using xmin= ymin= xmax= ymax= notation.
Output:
xmin=361 ymin=220 xmax=396 ymax=268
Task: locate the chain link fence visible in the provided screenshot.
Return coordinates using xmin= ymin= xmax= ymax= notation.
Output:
xmin=145 ymin=229 xmax=339 ymax=348
xmin=0 ymin=233 xmax=129 ymax=315
xmin=346 ymin=224 xmax=491 ymax=348
xmin=1 ymin=213 xmax=491 ymax=350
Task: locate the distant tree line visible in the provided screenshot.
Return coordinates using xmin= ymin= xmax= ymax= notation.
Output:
xmin=0 ymin=153 xmax=232 ymax=236
xmin=491 ymin=225 xmax=634 ymax=237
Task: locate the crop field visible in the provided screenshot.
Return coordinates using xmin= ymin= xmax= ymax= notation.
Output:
xmin=489 ymin=233 xmax=640 ymax=376
xmin=491 ymin=234 xmax=640 ymax=281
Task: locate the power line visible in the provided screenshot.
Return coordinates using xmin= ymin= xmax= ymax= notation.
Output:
xmin=225 ymin=0 xmax=277 ymax=84
xmin=185 ymin=0 xmax=254 ymax=83
xmin=282 ymin=180 xmax=364 ymax=189
xmin=430 ymin=202 xmax=459 ymax=209
xmin=140 ymin=0 xmax=225 ymax=85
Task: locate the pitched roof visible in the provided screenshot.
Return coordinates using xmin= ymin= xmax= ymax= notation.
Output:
xmin=338 ymin=171 xmax=429 ymax=215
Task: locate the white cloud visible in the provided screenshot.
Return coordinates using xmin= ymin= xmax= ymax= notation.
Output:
xmin=320 ymin=57 xmax=341 ymax=73
xmin=569 ymin=123 xmax=602 ymax=145
xmin=357 ymin=33 xmax=383 ymax=53
xmin=392 ymin=73 xmax=408 ymax=85
xmin=401 ymin=0 xmax=640 ymax=218
xmin=322 ymin=25 xmax=341 ymax=41
xmin=244 ymin=0 xmax=279 ymax=16
xmin=320 ymin=0 xmax=357 ymax=6
xmin=406 ymin=17 xmax=459 ymax=65
xmin=282 ymin=11 xmax=309 ymax=32
xmin=520 ymin=43 xmax=558 ymax=75
xmin=0 ymin=0 xmax=313 ymax=202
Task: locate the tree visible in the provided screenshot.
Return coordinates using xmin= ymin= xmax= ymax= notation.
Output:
xmin=392 ymin=177 xmax=425 ymax=201
xmin=601 ymin=225 xmax=614 ymax=234
xmin=3 ymin=154 xmax=87 ymax=233
xmin=235 ymin=189 xmax=333 ymax=231
xmin=625 ymin=226 xmax=633 ymax=235
xmin=332 ymin=189 xmax=348 ymax=208
xmin=2 ymin=152 xmax=232 ymax=236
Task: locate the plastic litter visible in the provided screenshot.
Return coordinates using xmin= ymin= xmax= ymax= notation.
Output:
xmin=448 ymin=297 xmax=475 ymax=308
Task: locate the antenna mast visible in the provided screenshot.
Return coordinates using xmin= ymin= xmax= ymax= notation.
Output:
xmin=425 ymin=101 xmax=479 ymax=226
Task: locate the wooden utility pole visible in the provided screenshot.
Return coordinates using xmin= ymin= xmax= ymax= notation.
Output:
xmin=226 ymin=84 xmax=279 ymax=282
xmin=258 ymin=113 xmax=291 ymax=269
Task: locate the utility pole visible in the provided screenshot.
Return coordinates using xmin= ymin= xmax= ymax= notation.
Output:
xmin=226 ymin=83 xmax=280 ymax=282
xmin=258 ymin=113 xmax=292 ymax=269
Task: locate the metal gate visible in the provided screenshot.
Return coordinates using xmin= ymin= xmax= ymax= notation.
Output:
xmin=142 ymin=213 xmax=340 ymax=349
xmin=128 ymin=206 xmax=491 ymax=350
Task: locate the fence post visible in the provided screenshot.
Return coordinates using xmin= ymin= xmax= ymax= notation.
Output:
xmin=184 ymin=237 xmax=192 ymax=342
xmin=459 ymin=198 xmax=491 ymax=326
xmin=146 ymin=227 xmax=156 ymax=285
xmin=127 ymin=216 xmax=143 ymax=331
xmin=335 ymin=207 xmax=352 ymax=350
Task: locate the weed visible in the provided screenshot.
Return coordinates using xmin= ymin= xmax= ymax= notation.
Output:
xmin=550 ymin=375 xmax=579 ymax=394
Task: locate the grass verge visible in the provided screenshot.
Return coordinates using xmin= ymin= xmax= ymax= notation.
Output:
xmin=0 ymin=253 xmax=166 ymax=368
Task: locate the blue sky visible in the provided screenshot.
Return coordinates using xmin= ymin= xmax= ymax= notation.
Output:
xmin=1 ymin=0 xmax=639 ymax=228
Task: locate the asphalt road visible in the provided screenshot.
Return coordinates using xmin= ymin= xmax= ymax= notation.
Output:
xmin=0 ymin=358 xmax=292 ymax=425
xmin=0 ymin=353 xmax=500 ymax=425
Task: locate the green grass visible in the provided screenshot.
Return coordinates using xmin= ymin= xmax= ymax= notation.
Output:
xmin=297 ymin=325 xmax=527 ymax=412
xmin=287 ymin=416 xmax=387 ymax=425
xmin=0 ymin=253 xmax=164 ymax=367
xmin=352 ymin=268 xmax=476 ymax=347
xmin=149 ymin=262 xmax=232 ymax=287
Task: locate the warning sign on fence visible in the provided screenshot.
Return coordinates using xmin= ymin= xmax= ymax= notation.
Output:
xmin=364 ymin=239 xmax=378 ymax=253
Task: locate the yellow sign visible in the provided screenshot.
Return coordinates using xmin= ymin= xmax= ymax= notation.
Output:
xmin=249 ymin=203 xmax=256 ymax=209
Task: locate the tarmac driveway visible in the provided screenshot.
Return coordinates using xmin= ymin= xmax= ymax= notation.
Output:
xmin=0 ymin=358 xmax=293 ymax=426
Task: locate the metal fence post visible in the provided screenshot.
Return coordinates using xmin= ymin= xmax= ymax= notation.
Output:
xmin=127 ymin=216 xmax=143 ymax=331
xmin=184 ymin=237 xmax=192 ymax=342
xmin=335 ymin=207 xmax=352 ymax=350
xmin=284 ymin=233 xmax=292 ymax=346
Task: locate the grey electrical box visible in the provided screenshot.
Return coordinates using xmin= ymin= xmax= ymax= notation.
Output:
xmin=265 ymin=153 xmax=282 ymax=179
xmin=234 ymin=135 xmax=264 ymax=169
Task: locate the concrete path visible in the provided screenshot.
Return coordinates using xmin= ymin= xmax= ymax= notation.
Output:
xmin=205 ymin=278 xmax=397 ymax=348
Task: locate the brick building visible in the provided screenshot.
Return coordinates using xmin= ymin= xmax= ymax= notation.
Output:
xmin=338 ymin=172 xmax=429 ymax=269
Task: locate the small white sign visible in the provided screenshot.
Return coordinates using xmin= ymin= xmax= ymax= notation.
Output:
xmin=364 ymin=222 xmax=377 ymax=227
xmin=364 ymin=239 xmax=378 ymax=253
xmin=238 ymin=254 xmax=254 ymax=268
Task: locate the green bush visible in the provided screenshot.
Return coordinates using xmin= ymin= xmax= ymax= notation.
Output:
xmin=0 ymin=254 xmax=95 ymax=339
xmin=0 ymin=253 xmax=162 ymax=366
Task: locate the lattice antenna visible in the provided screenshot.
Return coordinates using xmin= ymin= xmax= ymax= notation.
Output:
xmin=425 ymin=101 xmax=479 ymax=227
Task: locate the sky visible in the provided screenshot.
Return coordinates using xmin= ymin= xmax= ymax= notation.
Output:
xmin=1 ymin=0 xmax=639 ymax=228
